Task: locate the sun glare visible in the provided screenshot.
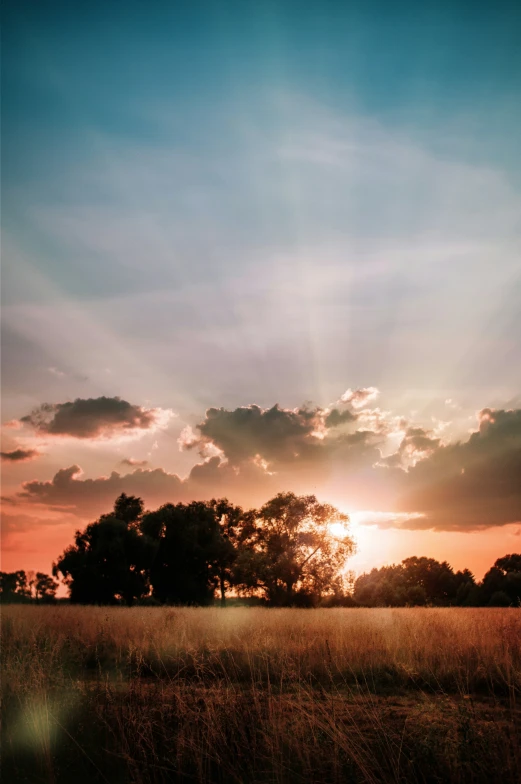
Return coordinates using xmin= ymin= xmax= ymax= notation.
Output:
xmin=329 ymin=522 xmax=350 ymax=539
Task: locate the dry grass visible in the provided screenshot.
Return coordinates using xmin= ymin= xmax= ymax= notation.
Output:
xmin=2 ymin=607 xmax=521 ymax=783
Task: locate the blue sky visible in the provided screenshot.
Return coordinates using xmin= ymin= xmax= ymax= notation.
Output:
xmin=2 ymin=0 xmax=521 ymax=576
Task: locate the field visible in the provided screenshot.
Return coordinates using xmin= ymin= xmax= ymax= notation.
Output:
xmin=2 ymin=607 xmax=521 ymax=783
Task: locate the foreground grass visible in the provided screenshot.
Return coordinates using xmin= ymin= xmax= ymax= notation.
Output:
xmin=2 ymin=607 xmax=521 ymax=783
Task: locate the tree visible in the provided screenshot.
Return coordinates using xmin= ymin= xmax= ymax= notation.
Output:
xmin=0 ymin=570 xmax=31 ymax=602
xmin=113 ymin=493 xmax=144 ymax=525
xmin=233 ymin=492 xmax=355 ymax=606
xmin=401 ymin=556 xmax=464 ymax=605
xmin=494 ymin=554 xmax=521 ymax=575
xmin=353 ymin=564 xmax=412 ymax=607
xmin=140 ymin=499 xmax=243 ymax=605
xmin=34 ymin=572 xmax=59 ymax=603
xmin=481 ymin=554 xmax=521 ymax=606
xmin=453 ymin=569 xmax=478 ymax=606
xmin=53 ymin=494 xmax=155 ymax=605
xmin=207 ymin=498 xmax=248 ymax=606
xmin=353 ymin=558 xmax=476 ymax=607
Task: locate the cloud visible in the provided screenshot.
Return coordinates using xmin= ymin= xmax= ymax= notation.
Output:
xmin=0 ymin=448 xmax=41 ymax=462
xmin=3 ymin=420 xmax=23 ymax=430
xmin=324 ymin=408 xmax=357 ymax=427
xmin=6 ymin=388 xmax=521 ymax=535
xmin=11 ymin=402 xmax=385 ymax=517
xmin=179 ymin=398 xmax=384 ymax=477
xmin=182 ymin=404 xmax=328 ymax=465
xmin=18 ymin=396 xmax=172 ymax=439
xmin=356 ymin=408 xmax=407 ymax=437
xmin=14 ymin=458 xmax=276 ymax=517
xmin=340 ymin=387 xmax=379 ymax=409
xmin=380 ymin=426 xmax=441 ymax=468
xmin=18 ymin=465 xmax=185 ymax=515
xmin=395 ymin=408 xmax=521 ymax=530
xmin=351 ymin=510 xmax=426 ymax=528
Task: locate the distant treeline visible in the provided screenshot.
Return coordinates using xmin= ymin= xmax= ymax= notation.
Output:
xmin=1 ymin=493 xmax=520 ymax=607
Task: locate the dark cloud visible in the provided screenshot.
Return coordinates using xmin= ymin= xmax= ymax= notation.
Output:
xmin=19 ymin=396 xmax=166 ymax=439
xmin=395 ymin=408 xmax=521 ymax=531
xmin=182 ymin=402 xmax=366 ymax=468
xmin=186 ymin=404 xmax=326 ymax=464
xmin=188 ymin=455 xmax=226 ymax=484
xmin=121 ymin=457 xmax=149 ymax=467
xmin=325 ymin=408 xmax=357 ymax=427
xmin=401 ymin=427 xmax=440 ymax=454
xmin=1 ymin=448 xmax=41 ymax=462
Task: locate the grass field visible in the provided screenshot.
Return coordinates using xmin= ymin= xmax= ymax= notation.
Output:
xmin=2 ymin=607 xmax=521 ymax=783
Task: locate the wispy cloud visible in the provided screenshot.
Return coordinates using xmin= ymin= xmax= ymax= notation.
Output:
xmin=1 ymin=447 xmax=41 ymax=462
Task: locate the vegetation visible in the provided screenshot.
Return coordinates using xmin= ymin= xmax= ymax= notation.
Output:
xmin=2 ymin=605 xmax=520 ymax=783
xmin=354 ymin=554 xmax=521 ymax=607
xmin=3 ymin=493 xmax=520 ymax=781
xmin=53 ymin=491 xmax=355 ymax=607
xmin=0 ymin=569 xmax=59 ymax=603
xmin=2 ymin=493 xmax=520 ymax=608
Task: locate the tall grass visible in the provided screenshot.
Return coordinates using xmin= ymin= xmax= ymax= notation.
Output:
xmin=2 ymin=607 xmax=520 ymax=783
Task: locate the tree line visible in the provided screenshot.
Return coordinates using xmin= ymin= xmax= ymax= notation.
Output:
xmin=352 ymin=554 xmax=521 ymax=608
xmin=1 ymin=492 xmax=520 ymax=607
xmin=0 ymin=570 xmax=59 ymax=603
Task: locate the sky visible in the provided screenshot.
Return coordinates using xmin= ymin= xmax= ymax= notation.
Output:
xmin=2 ymin=0 xmax=521 ymax=582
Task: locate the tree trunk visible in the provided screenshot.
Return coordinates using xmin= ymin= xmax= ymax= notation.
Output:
xmin=220 ymin=573 xmax=226 ymax=607
xmin=286 ymin=581 xmax=294 ymax=605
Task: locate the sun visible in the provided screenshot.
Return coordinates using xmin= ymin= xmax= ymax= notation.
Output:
xmin=329 ymin=521 xmax=350 ymax=539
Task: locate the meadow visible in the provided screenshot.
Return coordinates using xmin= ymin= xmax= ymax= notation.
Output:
xmin=2 ymin=606 xmax=521 ymax=783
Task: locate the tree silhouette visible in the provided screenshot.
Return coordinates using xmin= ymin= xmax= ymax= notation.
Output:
xmin=353 ymin=558 xmax=477 ymax=606
xmin=113 ymin=492 xmax=144 ymax=525
xmin=402 ymin=556 xmax=469 ymax=604
xmin=140 ymin=499 xmax=243 ymax=605
xmin=45 ymin=490 xmax=521 ymax=608
xmin=207 ymin=498 xmax=248 ymax=606
xmin=53 ymin=494 xmax=156 ymax=605
xmin=0 ymin=570 xmax=31 ymax=602
xmin=34 ymin=572 xmax=59 ymax=602
xmin=233 ymin=492 xmax=354 ymax=606
xmin=481 ymin=554 xmax=521 ymax=606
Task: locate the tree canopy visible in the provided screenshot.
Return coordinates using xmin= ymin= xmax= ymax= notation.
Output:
xmin=0 ymin=570 xmax=58 ymax=603
xmin=51 ymin=492 xmax=355 ymax=606
xmin=53 ymin=495 xmax=155 ymax=605
xmin=5 ymin=492 xmax=520 ymax=607
xmin=234 ymin=492 xmax=354 ymax=606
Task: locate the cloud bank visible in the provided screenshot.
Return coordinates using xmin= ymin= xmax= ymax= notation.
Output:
xmin=5 ymin=391 xmax=521 ymax=534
